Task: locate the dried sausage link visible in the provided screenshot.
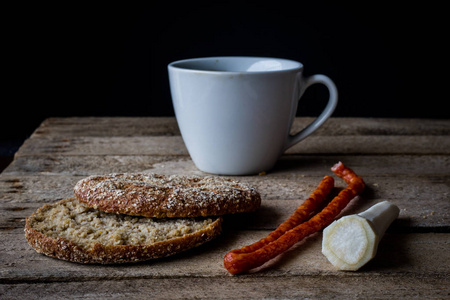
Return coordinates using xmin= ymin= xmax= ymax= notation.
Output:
xmin=224 ymin=162 xmax=365 ymax=274
xmin=230 ymin=175 xmax=334 ymax=255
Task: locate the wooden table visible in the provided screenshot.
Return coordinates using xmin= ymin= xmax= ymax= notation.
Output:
xmin=1 ymin=117 xmax=449 ymax=299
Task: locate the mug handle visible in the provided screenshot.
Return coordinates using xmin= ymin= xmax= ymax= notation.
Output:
xmin=284 ymin=74 xmax=338 ymax=151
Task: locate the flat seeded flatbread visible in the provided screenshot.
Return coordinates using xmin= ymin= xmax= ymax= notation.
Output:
xmin=74 ymin=173 xmax=261 ymax=218
xmin=25 ymin=198 xmax=222 ymax=264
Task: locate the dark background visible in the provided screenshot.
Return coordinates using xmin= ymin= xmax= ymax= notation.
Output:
xmin=2 ymin=2 xmax=448 ymax=156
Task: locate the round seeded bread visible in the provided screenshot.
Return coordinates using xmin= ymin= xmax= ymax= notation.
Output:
xmin=73 ymin=173 xmax=261 ymax=218
xmin=25 ymin=198 xmax=222 ymax=264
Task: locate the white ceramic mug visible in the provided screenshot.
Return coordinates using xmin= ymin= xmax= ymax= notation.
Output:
xmin=168 ymin=57 xmax=338 ymax=175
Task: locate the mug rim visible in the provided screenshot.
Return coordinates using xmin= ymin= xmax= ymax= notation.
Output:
xmin=168 ymin=56 xmax=303 ymax=74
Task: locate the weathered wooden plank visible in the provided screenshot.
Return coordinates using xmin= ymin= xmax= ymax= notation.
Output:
xmin=1 ymin=274 xmax=448 ymax=299
xmin=1 ymin=227 xmax=449 ymax=281
xmin=0 ymin=175 xmax=79 ymax=203
xmin=286 ymin=135 xmax=450 ymax=155
xmin=291 ymin=117 xmax=450 ymax=136
xmin=14 ymin=135 xmax=450 ymax=157
xmin=1 ymin=173 xmax=448 ymax=206
xmin=2 ymin=155 xmax=178 ymax=176
xmin=1 ymin=174 xmax=448 ymax=230
xmin=3 ymin=154 xmax=449 ymax=176
xmin=2 ymin=196 xmax=446 ymax=233
xmin=31 ymin=117 xmax=450 ymax=137
xmin=274 ymin=154 xmax=450 ymax=176
xmin=14 ymin=136 xmax=188 ymax=157
xmin=32 ymin=117 xmax=181 ymax=138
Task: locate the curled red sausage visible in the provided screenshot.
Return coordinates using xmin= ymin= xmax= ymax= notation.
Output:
xmin=231 ymin=175 xmax=334 ymax=255
xmin=224 ymin=162 xmax=365 ymax=274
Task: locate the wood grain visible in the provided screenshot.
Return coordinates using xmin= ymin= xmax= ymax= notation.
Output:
xmin=1 ymin=117 xmax=449 ymax=299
